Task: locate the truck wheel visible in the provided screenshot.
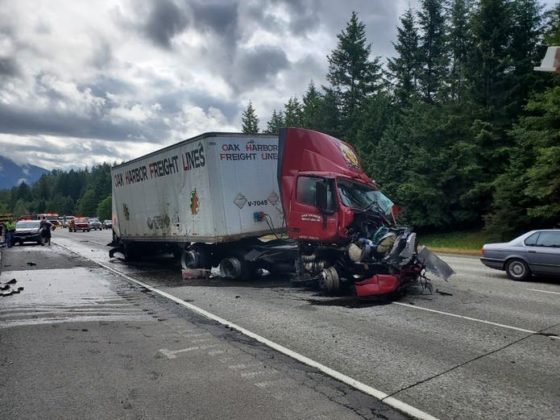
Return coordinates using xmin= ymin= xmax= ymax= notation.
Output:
xmin=319 ymin=267 xmax=340 ymax=293
xmin=219 ymin=257 xmax=253 ymax=280
xmin=123 ymin=243 xmax=140 ymax=261
xmin=506 ymin=259 xmax=531 ymax=281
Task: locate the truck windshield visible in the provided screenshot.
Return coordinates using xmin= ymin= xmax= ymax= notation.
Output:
xmin=337 ymin=179 xmax=394 ymax=217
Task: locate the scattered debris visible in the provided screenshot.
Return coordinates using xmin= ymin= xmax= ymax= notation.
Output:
xmin=181 ymin=268 xmax=210 ymax=280
xmin=0 ymin=278 xmax=23 ymax=297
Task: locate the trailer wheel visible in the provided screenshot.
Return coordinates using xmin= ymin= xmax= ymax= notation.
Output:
xmin=181 ymin=245 xmax=210 ymax=270
xmin=123 ymin=243 xmax=140 ymax=261
xmin=219 ymin=257 xmax=254 ymax=280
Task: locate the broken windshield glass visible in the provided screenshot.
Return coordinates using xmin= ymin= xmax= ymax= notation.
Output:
xmin=337 ymin=179 xmax=393 ymax=217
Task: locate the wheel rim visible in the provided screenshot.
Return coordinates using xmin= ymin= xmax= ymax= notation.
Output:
xmin=509 ymin=261 xmax=525 ymax=278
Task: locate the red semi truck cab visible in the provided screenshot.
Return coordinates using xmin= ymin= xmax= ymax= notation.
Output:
xmin=278 ymin=128 xmax=428 ymax=296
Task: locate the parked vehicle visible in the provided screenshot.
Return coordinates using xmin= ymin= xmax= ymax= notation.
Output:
xmin=481 ymin=229 xmax=560 ymax=280
xmin=103 ymin=220 xmax=112 ymax=229
xmin=11 ymin=220 xmax=44 ymax=245
xmin=110 ymin=129 xmax=452 ymax=297
xmin=89 ymin=218 xmax=102 ymax=230
xmin=70 ymin=217 xmax=90 ymax=232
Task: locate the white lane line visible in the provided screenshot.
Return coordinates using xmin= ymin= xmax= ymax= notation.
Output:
xmin=528 ymin=288 xmax=560 ymax=296
xmin=91 ymin=259 xmax=438 ymax=420
xmin=393 ymin=302 xmax=560 ymax=340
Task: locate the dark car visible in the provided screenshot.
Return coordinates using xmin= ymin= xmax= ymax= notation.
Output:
xmin=103 ymin=219 xmax=112 ymax=229
xmin=89 ymin=218 xmax=102 ymax=230
xmin=481 ymin=229 xmax=560 ymax=280
xmin=12 ymin=220 xmax=44 ymax=245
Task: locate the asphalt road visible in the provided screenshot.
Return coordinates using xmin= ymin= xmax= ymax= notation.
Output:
xmin=2 ymin=228 xmax=559 ymax=419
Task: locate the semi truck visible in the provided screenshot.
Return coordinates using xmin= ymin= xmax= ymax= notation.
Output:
xmin=110 ymin=128 xmax=452 ymax=296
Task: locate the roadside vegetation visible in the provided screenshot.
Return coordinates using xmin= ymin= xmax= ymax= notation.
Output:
xmin=0 ymin=164 xmax=112 ymax=220
xmin=243 ymin=1 xmax=560 ymax=241
xmin=0 ymin=1 xmax=558 ymax=239
xmin=418 ymin=230 xmax=491 ymax=254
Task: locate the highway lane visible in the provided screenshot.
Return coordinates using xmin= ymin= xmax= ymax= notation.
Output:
xmin=53 ymin=228 xmax=560 ymax=419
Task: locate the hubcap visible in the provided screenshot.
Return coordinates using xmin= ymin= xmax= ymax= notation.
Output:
xmin=511 ymin=262 xmax=525 ymax=277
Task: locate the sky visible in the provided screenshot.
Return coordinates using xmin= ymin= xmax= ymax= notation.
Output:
xmin=0 ymin=0 xmax=556 ymax=171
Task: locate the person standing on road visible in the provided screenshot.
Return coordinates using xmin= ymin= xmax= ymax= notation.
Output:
xmin=40 ymin=216 xmax=52 ymax=246
xmin=5 ymin=220 xmax=15 ymax=247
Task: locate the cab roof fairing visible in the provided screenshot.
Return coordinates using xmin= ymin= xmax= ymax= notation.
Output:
xmin=277 ymin=128 xmax=373 ymax=216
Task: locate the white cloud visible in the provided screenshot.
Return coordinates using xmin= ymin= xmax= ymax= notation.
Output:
xmin=0 ymin=0 xmax=555 ymax=171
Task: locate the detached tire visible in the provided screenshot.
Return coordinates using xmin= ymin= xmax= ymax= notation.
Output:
xmin=506 ymin=258 xmax=530 ymax=281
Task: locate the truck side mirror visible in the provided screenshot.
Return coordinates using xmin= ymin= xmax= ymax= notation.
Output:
xmin=316 ymin=181 xmax=334 ymax=214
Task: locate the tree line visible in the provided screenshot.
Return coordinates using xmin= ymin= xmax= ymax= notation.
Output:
xmin=1 ymin=1 xmax=557 ymax=238
xmin=241 ymin=0 xmax=560 ymax=239
xmin=0 ymin=164 xmax=112 ymax=221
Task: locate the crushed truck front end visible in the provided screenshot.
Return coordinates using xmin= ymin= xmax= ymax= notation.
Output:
xmin=278 ymin=127 xmax=453 ymax=297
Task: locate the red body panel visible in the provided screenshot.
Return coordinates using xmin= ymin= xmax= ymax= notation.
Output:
xmin=354 ymin=274 xmax=400 ymax=296
xmin=278 ymin=128 xmax=372 ymax=241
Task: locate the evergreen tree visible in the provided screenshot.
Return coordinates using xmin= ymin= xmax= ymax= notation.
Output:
xmin=388 ymin=8 xmax=420 ymax=106
xmin=265 ymin=109 xmax=284 ymax=135
xmin=326 ymin=11 xmax=383 ymax=138
xmin=301 ymin=82 xmax=322 ymax=129
xmin=283 ymin=97 xmax=304 ymax=127
xmin=448 ymin=0 xmax=472 ymax=100
xmin=417 ymin=0 xmax=449 ymax=103
xmin=467 ymin=0 xmax=513 ymax=115
xmin=314 ymin=89 xmax=342 ymax=138
xmin=543 ymin=3 xmax=560 ymax=44
xmin=508 ymin=0 xmax=545 ymax=116
xmin=241 ymin=102 xmax=259 ymax=134
xmin=486 ymin=85 xmax=560 ymax=238
xmin=369 ymin=101 xmax=482 ymax=230
xmin=355 ymin=93 xmax=395 ymax=167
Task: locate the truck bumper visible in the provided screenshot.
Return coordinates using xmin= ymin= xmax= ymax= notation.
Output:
xmin=354 ymin=274 xmax=400 ymax=297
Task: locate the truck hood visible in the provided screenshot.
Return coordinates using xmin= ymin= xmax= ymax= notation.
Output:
xmin=277 ymin=128 xmax=372 ymax=216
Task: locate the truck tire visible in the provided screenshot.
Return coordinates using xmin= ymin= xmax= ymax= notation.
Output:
xmin=182 ymin=245 xmax=210 ymax=270
xmin=219 ymin=257 xmax=254 ymax=280
xmin=123 ymin=243 xmax=140 ymax=261
xmin=318 ymin=266 xmax=340 ymax=293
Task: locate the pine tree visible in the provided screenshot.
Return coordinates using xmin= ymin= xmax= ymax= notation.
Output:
xmin=301 ymin=82 xmax=322 ymax=129
xmin=507 ymin=0 xmax=545 ymax=116
xmin=485 ymin=86 xmax=560 ymax=238
xmin=265 ymin=109 xmax=284 ymax=135
xmin=388 ymin=8 xmax=420 ymax=106
xmin=283 ymin=97 xmax=304 ymax=127
xmin=241 ymin=102 xmax=259 ymax=134
xmin=326 ymin=11 xmax=383 ymax=137
xmin=467 ymin=0 xmax=513 ymax=114
xmin=543 ymin=3 xmax=560 ymax=44
xmin=417 ymin=0 xmax=449 ymax=103
xmin=448 ymin=0 xmax=472 ymax=100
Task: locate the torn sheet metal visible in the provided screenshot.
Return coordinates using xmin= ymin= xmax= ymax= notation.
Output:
xmin=417 ymin=246 xmax=455 ymax=281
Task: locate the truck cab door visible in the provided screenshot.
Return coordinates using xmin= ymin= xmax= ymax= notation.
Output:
xmin=287 ymin=175 xmax=338 ymax=241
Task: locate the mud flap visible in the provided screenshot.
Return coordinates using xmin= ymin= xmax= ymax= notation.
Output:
xmin=417 ymin=246 xmax=455 ymax=281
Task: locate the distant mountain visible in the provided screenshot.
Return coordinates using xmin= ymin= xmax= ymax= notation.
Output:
xmin=0 ymin=156 xmax=49 ymax=190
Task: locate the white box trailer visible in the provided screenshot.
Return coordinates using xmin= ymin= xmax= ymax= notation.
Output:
xmin=111 ymin=132 xmax=284 ymax=243
xmin=110 ymin=132 xmax=296 ymax=278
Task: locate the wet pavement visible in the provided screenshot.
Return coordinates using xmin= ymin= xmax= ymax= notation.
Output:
xmin=0 ymin=241 xmax=406 ymax=420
